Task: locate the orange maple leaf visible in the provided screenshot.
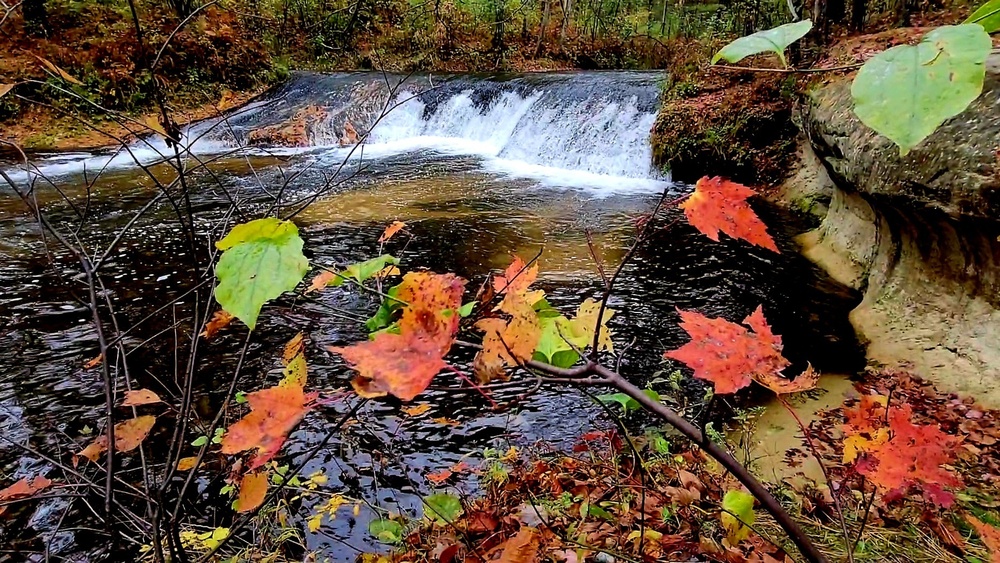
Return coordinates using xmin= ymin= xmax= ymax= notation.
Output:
xmin=0 ymin=476 xmax=53 ymax=516
xmin=473 ymin=256 xmax=543 ymax=381
xmin=665 ymin=306 xmax=790 ymax=394
xmin=200 ymin=310 xmax=234 ymax=339
xmin=75 ymin=416 xmax=157 ymax=466
xmin=378 ymin=221 xmax=406 ymax=243
xmin=680 ymin=177 xmax=778 ymax=252
xmin=493 ymin=255 xmax=539 ymax=296
xmin=331 ymin=272 xmax=466 ymax=401
xmin=967 ymin=515 xmax=1000 ymax=563
xmin=221 ymin=384 xmax=316 ymax=470
xmin=843 ymin=402 xmax=961 ymax=507
xmin=235 ymin=471 xmax=269 ymax=513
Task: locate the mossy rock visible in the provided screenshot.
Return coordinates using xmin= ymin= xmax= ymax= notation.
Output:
xmin=651 ymin=73 xmax=798 ymax=186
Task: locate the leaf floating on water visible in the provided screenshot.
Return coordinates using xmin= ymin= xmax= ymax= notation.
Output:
xmin=234 ymin=471 xmax=269 ymax=513
xmin=83 ymin=353 xmax=103 ymax=369
xmin=0 ymin=476 xmax=53 ymax=516
xmin=680 ymin=177 xmax=778 ymax=252
xmin=122 ymin=389 xmax=163 ymax=407
xmin=378 ymin=221 xmax=406 ymax=243
xmin=200 ymin=310 xmax=234 ymax=339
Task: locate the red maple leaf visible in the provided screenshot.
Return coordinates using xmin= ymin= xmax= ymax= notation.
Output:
xmin=665 ymin=306 xmax=790 ymax=394
xmin=680 ymin=176 xmax=778 ymax=252
xmin=843 ymin=402 xmax=962 ymax=507
xmin=331 ymin=272 xmax=466 ymax=401
xmin=967 ymin=515 xmax=1000 ymax=563
xmin=0 ymin=476 xmax=53 ymax=516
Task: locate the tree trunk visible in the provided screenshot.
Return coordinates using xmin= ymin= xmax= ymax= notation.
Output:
xmin=851 ymin=0 xmax=866 ymax=31
xmin=559 ymin=0 xmax=571 ymax=47
xmin=534 ymin=0 xmax=551 ymax=58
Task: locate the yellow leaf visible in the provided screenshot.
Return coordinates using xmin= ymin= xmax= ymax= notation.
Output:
xmin=307 ymin=512 xmax=323 ymax=533
xmin=431 ymin=417 xmax=461 ymax=426
xmin=176 ymin=456 xmax=198 ymax=471
xmin=402 ymin=403 xmax=432 ymax=417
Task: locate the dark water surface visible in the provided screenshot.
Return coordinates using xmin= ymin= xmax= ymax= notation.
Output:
xmin=0 ymin=71 xmax=862 ymax=561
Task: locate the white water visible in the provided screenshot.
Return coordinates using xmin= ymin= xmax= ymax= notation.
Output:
xmin=4 ymin=76 xmax=670 ymax=195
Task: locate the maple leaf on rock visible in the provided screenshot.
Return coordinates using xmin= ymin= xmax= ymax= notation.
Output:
xmin=680 ymin=176 xmax=779 ymax=252
xmin=665 ymin=306 xmax=791 ymax=394
xmin=332 ymin=272 xmax=466 ymax=401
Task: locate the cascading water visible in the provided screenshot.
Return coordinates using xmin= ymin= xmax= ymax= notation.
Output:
xmin=5 ymin=72 xmax=669 ymax=193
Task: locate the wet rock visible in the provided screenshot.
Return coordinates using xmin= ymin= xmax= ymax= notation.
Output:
xmin=793 ymin=56 xmax=1000 ymax=406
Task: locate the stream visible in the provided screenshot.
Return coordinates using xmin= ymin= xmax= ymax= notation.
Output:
xmin=0 ymin=71 xmax=863 ymax=560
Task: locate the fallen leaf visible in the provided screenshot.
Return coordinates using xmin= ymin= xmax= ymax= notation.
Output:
xmin=84 ymin=353 xmax=103 ymax=369
xmin=0 ymin=476 xmax=53 ymax=516
xmin=200 ymin=310 xmax=234 ymax=339
xmin=235 ymin=471 xmax=269 ymax=513
xmin=967 ymin=514 xmax=1000 ymax=563
xmin=122 ymin=389 xmax=163 ymax=407
xmin=497 ymin=526 xmax=539 ymax=563
xmin=427 ymin=469 xmax=452 ymax=483
xmin=114 ymin=415 xmax=157 ymax=452
xmin=34 ymin=55 xmax=84 ymax=85
xmin=0 ymin=84 xmax=14 ymax=100
xmin=307 ymin=271 xmax=338 ymax=293
xmin=402 ymin=403 xmax=432 ymax=417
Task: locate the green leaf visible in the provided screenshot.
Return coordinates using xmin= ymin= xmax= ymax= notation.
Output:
xmin=332 ymin=255 xmax=399 ymax=287
xmin=365 ymin=284 xmax=403 ymax=333
xmin=191 ymin=436 xmax=208 ymax=447
xmin=851 ymin=24 xmax=991 ymax=155
xmin=586 ymin=504 xmax=614 ymax=521
xmin=368 ymin=519 xmax=403 ymax=543
xmin=966 ymin=0 xmax=1000 ymax=33
xmin=712 ymin=20 xmax=812 ymax=67
xmin=214 ymin=218 xmax=308 ymax=330
xmin=532 ymin=315 xmax=588 ymax=368
xmin=423 ymin=493 xmax=463 ymax=523
xmin=598 ymin=389 xmax=660 ymax=414
xmin=721 ymin=490 xmax=756 ymax=544
xmin=458 ymin=301 xmax=477 ymax=317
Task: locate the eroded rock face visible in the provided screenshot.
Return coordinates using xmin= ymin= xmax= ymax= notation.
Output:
xmin=798 ymin=59 xmax=1000 ymax=407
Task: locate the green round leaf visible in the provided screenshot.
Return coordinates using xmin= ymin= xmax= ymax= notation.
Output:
xmin=423 ymin=493 xmax=463 ymax=523
xmin=712 ymin=20 xmax=812 ymax=67
xmin=214 ymin=218 xmax=309 ymax=330
xmin=368 ymin=519 xmax=403 ymax=543
xmin=851 ymin=24 xmax=991 ymax=156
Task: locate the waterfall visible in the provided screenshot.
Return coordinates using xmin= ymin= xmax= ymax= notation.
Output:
xmin=6 ymin=71 xmax=669 ymax=191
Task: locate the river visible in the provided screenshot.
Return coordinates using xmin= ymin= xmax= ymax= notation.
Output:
xmin=0 ymin=71 xmax=862 ymax=560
